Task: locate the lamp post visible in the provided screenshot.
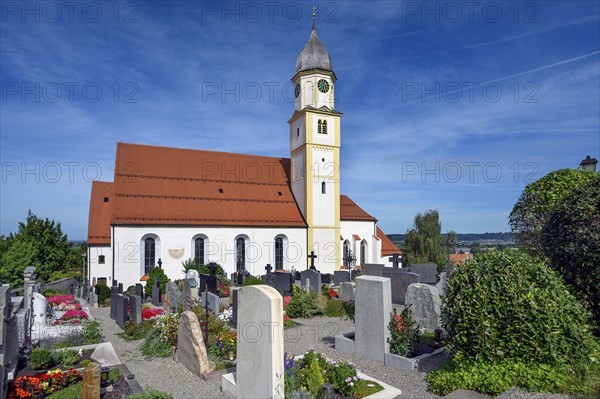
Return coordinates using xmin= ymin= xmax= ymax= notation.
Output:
xmin=579 ymin=155 xmax=598 ymax=172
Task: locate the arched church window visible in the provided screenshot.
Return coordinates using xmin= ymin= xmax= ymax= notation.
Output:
xmin=194 ymin=237 xmax=205 ymax=265
xmin=318 ymin=120 xmax=323 ymax=134
xmin=236 ymin=237 xmax=246 ymax=272
xmin=144 ymin=237 xmax=155 ymax=275
xmin=343 ymin=240 xmax=351 ymax=268
xmin=360 ymin=240 xmax=367 ymax=266
xmin=322 ymin=120 xmax=327 ymax=134
xmin=322 ymin=181 xmax=326 ymax=194
xmin=275 ymin=237 xmax=284 ymax=269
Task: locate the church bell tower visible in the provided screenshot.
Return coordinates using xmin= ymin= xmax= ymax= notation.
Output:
xmin=289 ymin=12 xmax=341 ymax=272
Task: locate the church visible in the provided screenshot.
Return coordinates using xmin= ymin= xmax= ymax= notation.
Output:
xmin=86 ymin=21 xmax=401 ymax=288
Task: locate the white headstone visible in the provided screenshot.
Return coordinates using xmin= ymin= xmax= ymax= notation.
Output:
xmin=355 ymin=276 xmax=391 ymax=362
xmin=32 ymin=292 xmax=47 ymax=328
xmin=224 ymin=285 xmax=284 ymax=399
xmin=186 ymin=269 xmax=200 ymax=286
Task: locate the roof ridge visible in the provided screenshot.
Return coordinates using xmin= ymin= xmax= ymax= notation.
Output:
xmin=115 ymin=173 xmax=289 ymax=186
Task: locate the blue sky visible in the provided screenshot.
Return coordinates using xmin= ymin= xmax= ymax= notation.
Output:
xmin=1 ymin=1 xmax=599 ymax=239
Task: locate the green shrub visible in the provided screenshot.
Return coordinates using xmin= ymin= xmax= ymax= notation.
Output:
xmin=42 ymin=289 xmax=59 ymax=297
xmin=126 ymin=285 xmax=136 ymax=294
xmin=127 ymin=388 xmax=174 ymax=399
xmin=427 ymin=355 xmax=593 ymax=396
xmin=29 ymin=348 xmax=55 ymax=370
xmin=327 ymin=362 xmax=358 ymax=397
xmin=145 ymin=267 xmax=169 ymax=298
xmin=58 ymin=349 xmax=80 ymax=368
xmin=119 ymin=320 xmax=154 ymax=341
xmin=140 ymin=326 xmax=172 ymax=358
xmin=242 ymin=275 xmax=264 ymax=286
xmin=443 ymin=249 xmax=597 ymax=369
xmin=80 ymin=359 xmax=91 ymax=368
xmin=46 ymin=381 xmax=82 ymax=399
xmin=324 ymin=299 xmax=345 ymax=317
xmin=96 ymin=284 xmax=111 ymax=305
xmin=285 ymin=291 xmax=323 ymax=319
xmin=341 ymin=299 xmax=355 ymax=322
xmin=299 ymin=357 xmax=324 ymax=398
xmin=82 ymin=320 xmax=102 ymax=344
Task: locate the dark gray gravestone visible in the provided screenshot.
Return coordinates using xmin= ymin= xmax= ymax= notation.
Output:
xmin=294 ymin=271 xmax=301 ymax=281
xmin=410 ymin=264 xmax=438 ymax=284
xmin=110 ymin=286 xmax=119 ymax=320
xmin=339 ymin=282 xmax=354 ymax=301
xmin=389 ymin=271 xmax=420 ymax=305
xmin=118 ymin=283 xmax=123 ymax=293
xmin=273 ymin=272 xmax=293 ymax=296
xmin=199 ymin=274 xmax=217 ymax=294
xmin=129 ymin=294 xmax=142 ymax=325
xmin=135 ymin=283 xmax=143 ymax=298
xmin=151 ymin=279 xmax=161 ymax=306
xmin=362 ymin=264 xmax=384 ymax=277
xmin=334 ymin=271 xmax=350 ymax=285
xmin=300 ymin=269 xmax=321 ymax=293
xmin=351 ymin=269 xmax=361 ymax=280
xmin=115 ymin=294 xmax=129 ymax=330
xmin=321 ymin=274 xmax=331 ymax=284
xmin=231 ymin=289 xmax=238 ymax=327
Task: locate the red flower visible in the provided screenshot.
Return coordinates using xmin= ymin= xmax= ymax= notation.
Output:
xmin=141 ymin=307 xmax=164 ymax=320
xmin=327 ymin=288 xmax=338 ymax=299
xmin=283 ymin=296 xmax=292 ymax=309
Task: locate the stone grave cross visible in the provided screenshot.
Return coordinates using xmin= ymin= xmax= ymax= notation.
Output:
xmin=157 ymin=258 xmax=163 ymax=269
xmin=389 ymin=253 xmax=401 ymax=268
xmin=308 ymin=251 xmax=317 ymax=269
xmin=265 ymin=264 xmax=273 ymax=274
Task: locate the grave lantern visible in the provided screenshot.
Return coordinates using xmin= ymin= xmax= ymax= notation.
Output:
xmin=434 ymin=328 xmax=443 ymax=342
xmin=579 ymin=155 xmax=598 ymax=172
xmin=100 ymin=367 xmax=110 ymax=393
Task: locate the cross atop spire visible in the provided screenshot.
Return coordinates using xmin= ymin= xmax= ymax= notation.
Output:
xmin=311 ymin=5 xmax=316 ymax=29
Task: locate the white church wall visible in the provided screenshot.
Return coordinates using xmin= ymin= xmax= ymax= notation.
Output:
xmin=340 ymin=220 xmax=378 ymax=266
xmin=312 ymin=228 xmax=338 ymax=273
xmin=290 ymin=118 xmax=306 ymax=153
xmin=89 ymin=226 xmax=307 ymax=288
xmin=88 ymin=245 xmax=113 ymax=285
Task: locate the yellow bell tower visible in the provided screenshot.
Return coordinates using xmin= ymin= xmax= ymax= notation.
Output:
xmin=289 ymin=13 xmax=341 ymax=272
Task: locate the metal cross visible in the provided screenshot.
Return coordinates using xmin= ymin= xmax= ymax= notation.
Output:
xmin=157 ymin=258 xmax=162 ymax=269
xmin=209 ymin=262 xmax=217 ymax=276
xmin=388 ymin=253 xmax=401 ymax=268
xmin=312 ymin=5 xmax=316 ymax=21
xmin=308 ymin=251 xmax=317 ymax=269
xmin=265 ymin=264 xmax=273 ymax=274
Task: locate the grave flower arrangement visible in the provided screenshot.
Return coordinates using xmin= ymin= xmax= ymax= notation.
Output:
xmin=387 ymin=307 xmax=420 ymax=357
xmin=284 ymin=351 xmax=383 ymax=398
xmin=141 ymin=307 xmax=164 ymax=320
xmin=9 ymin=368 xmax=81 ymax=399
xmin=217 ymin=283 xmax=231 ymax=297
xmin=46 ymin=295 xmax=79 ymax=310
xmin=52 ymin=310 xmax=89 ymax=325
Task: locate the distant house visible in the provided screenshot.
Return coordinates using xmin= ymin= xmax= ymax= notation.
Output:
xmin=450 ymin=253 xmax=473 ymax=266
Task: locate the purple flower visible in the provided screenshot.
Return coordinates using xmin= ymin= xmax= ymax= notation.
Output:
xmin=345 ymin=377 xmax=352 ymax=383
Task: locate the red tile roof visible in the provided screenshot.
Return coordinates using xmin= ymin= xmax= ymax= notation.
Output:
xmin=87 ymin=181 xmax=114 ymax=245
xmin=352 ymin=234 xmax=361 ymax=240
xmin=340 ymin=195 xmax=377 ymax=221
xmin=376 ymin=227 xmax=402 ymax=256
xmin=450 ymin=253 xmax=473 ymax=265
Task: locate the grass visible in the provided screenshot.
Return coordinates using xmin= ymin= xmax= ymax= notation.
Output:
xmin=354 ymin=379 xmax=383 ymax=398
xmin=45 ymin=381 xmax=82 ymax=399
xmin=324 ymin=299 xmax=345 ymax=317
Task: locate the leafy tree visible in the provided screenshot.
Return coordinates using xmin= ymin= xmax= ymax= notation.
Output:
xmin=0 ymin=240 xmax=36 ymax=286
xmin=509 ymin=169 xmax=599 ymax=257
xmin=4 ymin=210 xmax=80 ymax=284
xmin=541 ymin=176 xmax=600 ymax=333
xmin=402 ymin=210 xmax=447 ymax=267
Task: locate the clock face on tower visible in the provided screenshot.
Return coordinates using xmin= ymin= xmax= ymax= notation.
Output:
xmin=317 ymin=79 xmax=330 ymax=93
xmin=294 ymin=83 xmax=301 ymax=98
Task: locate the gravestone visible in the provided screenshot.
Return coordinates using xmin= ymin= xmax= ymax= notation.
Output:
xmin=115 ymin=294 xmax=129 ymax=330
xmin=383 ymin=268 xmax=421 ymax=305
xmin=201 ymin=291 xmax=220 ymax=315
xmin=118 ymin=283 xmax=123 ymax=294
xmin=135 ymin=283 xmax=143 ymax=299
xmin=300 ymin=269 xmax=321 ymax=293
xmin=321 ymin=274 xmax=331 ymax=284
xmin=339 ymin=282 xmax=354 ymax=301
xmin=228 ymin=285 xmax=284 ymax=399
xmin=183 ymin=277 xmax=200 ymax=311
xmin=32 ymin=292 xmax=47 ymax=329
xmin=334 ymin=270 xmax=350 ymax=285
xmin=405 ymin=283 xmax=442 ymax=330
xmin=230 ymin=288 xmax=239 ymax=327
xmin=176 ymin=311 xmax=213 ymax=377
xmin=81 ymin=362 xmax=101 ymax=399
xmin=151 ymin=279 xmax=161 ymax=306
xmin=199 ymin=274 xmax=217 ymax=295
xmin=436 ymin=272 xmax=447 ymax=296
xmin=186 ymin=269 xmax=200 ymax=286
xmin=0 ymin=285 xmax=13 ymax=399
xmin=294 ymin=271 xmax=301 ymax=281
xmin=355 ymin=276 xmax=391 ymax=362
xmin=410 ymin=264 xmax=438 ymax=284
xmin=272 ymin=272 xmax=293 ymax=296
xmin=129 ymin=294 xmax=142 ymax=325
xmin=164 ymin=281 xmax=183 ymax=311
xmin=109 ymin=286 xmax=120 ymax=319
xmin=362 ymin=263 xmax=384 ymax=277
xmin=351 ymin=269 xmax=361 ymax=280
